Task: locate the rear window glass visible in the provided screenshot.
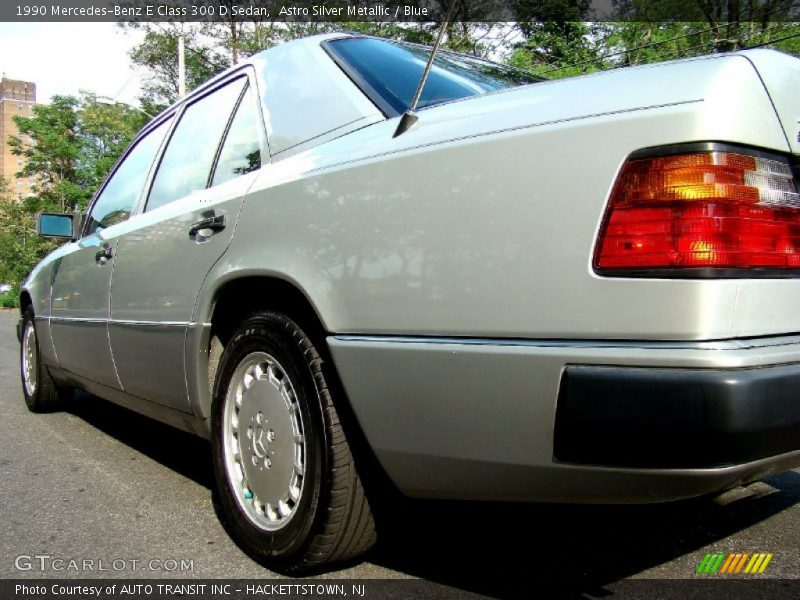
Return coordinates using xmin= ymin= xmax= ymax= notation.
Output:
xmin=147 ymin=77 xmax=246 ymax=211
xmin=326 ymin=37 xmax=541 ymax=115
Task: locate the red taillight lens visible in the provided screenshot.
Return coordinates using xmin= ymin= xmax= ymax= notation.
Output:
xmin=595 ymin=151 xmax=800 ymax=272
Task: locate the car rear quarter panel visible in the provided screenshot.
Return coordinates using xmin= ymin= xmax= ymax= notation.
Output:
xmin=200 ymin=53 xmax=790 ymax=343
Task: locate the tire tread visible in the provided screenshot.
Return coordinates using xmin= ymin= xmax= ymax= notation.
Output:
xmin=294 ymin=314 xmax=377 ymax=569
xmin=214 ymin=311 xmax=376 ymax=574
xmin=21 ymin=308 xmax=72 ymax=413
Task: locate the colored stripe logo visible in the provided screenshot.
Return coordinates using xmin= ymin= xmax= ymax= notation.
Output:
xmin=696 ymin=552 xmax=773 ymax=574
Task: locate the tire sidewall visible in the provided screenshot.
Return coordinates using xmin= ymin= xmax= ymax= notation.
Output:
xmin=211 ymin=314 xmax=327 ymax=564
xmin=20 ymin=308 xmax=42 ymax=409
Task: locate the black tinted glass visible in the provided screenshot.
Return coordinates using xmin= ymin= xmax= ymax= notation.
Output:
xmin=148 ymin=77 xmax=247 ymax=211
xmin=327 ymin=37 xmax=541 ymax=114
xmin=212 ymin=84 xmax=262 ymax=186
xmin=86 ymin=117 xmax=171 ymax=235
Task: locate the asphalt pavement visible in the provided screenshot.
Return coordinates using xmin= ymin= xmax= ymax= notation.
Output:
xmin=1 ymin=310 xmax=799 ymax=596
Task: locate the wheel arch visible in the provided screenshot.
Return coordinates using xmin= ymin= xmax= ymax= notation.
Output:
xmin=19 ymin=290 xmax=33 ymax=315
xmin=189 ymin=272 xmax=397 ymax=502
xmin=207 ymin=274 xmax=330 ymax=349
xmin=188 ymin=271 xmax=335 ymax=422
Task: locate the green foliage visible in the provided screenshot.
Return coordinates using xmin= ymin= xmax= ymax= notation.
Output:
xmin=9 ymin=93 xmax=148 ymax=215
xmin=0 ymin=288 xmax=18 ymax=309
xmin=611 ymin=0 xmax=799 ymax=53
xmin=129 ymin=25 xmax=229 ymax=111
xmin=509 ymin=21 xmax=605 ymax=77
xmin=0 ymin=95 xmax=147 ymax=292
xmin=10 ymin=96 xmax=82 ymax=213
xmin=0 ymin=178 xmax=55 ymax=300
xmin=78 ymin=92 xmax=150 ymax=194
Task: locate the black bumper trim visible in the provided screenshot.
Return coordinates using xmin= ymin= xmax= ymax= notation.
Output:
xmin=554 ymin=364 xmax=800 ymax=469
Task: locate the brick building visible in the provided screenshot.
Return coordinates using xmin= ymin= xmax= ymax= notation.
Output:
xmin=0 ymin=77 xmax=37 ymax=201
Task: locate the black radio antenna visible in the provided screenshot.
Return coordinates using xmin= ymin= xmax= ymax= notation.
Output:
xmin=393 ymin=1 xmax=458 ymax=137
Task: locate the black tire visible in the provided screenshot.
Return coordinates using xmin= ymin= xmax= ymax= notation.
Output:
xmin=20 ymin=307 xmax=72 ymax=412
xmin=211 ymin=311 xmax=376 ymax=573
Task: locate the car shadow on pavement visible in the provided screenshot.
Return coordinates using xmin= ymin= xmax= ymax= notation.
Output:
xmin=370 ymin=472 xmax=800 ymax=597
xmin=67 ymin=390 xmax=215 ymax=490
xmin=67 ymin=390 xmax=799 ymax=596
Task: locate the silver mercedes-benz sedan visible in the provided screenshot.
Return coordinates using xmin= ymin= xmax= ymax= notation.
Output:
xmin=17 ymin=33 xmax=800 ymax=572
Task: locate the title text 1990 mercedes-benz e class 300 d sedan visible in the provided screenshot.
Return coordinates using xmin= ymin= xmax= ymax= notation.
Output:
xmin=18 ymin=33 xmax=800 ymax=572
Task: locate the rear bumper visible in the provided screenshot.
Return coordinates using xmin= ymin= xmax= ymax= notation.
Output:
xmin=328 ymin=334 xmax=800 ymax=503
xmin=555 ymin=364 xmax=800 ymax=469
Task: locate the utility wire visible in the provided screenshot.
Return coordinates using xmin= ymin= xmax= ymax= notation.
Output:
xmin=549 ymin=21 xmax=797 ymax=75
xmin=601 ymin=25 xmax=800 ymax=71
xmin=538 ymin=0 xmax=800 ymax=76
xmin=538 ymin=23 xmax=725 ymax=75
xmin=742 ymin=30 xmax=800 ymax=49
xmin=639 ymin=22 xmax=798 ymax=64
xmin=571 ymin=21 xmax=796 ymax=76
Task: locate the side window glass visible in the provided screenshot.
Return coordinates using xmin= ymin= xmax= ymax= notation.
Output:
xmin=211 ymin=84 xmax=263 ymax=187
xmin=85 ymin=118 xmax=171 ymax=235
xmin=147 ymin=77 xmax=246 ymax=212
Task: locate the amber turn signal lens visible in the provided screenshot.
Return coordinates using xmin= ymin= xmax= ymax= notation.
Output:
xmin=595 ymin=151 xmax=800 ymax=271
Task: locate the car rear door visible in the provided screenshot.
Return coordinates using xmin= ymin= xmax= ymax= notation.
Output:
xmin=49 ymin=117 xmax=172 ymax=387
xmin=108 ymin=69 xmax=267 ymax=412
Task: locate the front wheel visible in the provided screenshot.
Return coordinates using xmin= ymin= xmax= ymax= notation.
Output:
xmin=211 ymin=311 xmax=376 ymax=573
xmin=20 ymin=307 xmax=72 ymax=412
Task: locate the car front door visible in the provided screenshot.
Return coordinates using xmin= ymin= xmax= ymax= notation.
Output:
xmin=109 ymin=71 xmax=267 ymax=412
xmin=49 ymin=117 xmax=172 ymax=387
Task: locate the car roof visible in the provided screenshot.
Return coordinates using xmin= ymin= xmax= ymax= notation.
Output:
xmin=150 ymin=32 xmax=358 ymax=122
xmin=144 ymin=32 xmax=385 ymax=159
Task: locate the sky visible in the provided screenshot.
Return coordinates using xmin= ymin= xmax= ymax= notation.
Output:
xmin=0 ymin=23 xmax=146 ymax=106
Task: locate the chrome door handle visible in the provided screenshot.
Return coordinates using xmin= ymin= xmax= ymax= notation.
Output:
xmin=95 ymin=244 xmax=114 ymax=266
xmin=189 ymin=214 xmax=226 ymax=239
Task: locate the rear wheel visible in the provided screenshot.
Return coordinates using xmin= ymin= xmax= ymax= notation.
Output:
xmin=211 ymin=311 xmax=376 ymax=573
xmin=20 ymin=307 xmax=72 ymax=412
